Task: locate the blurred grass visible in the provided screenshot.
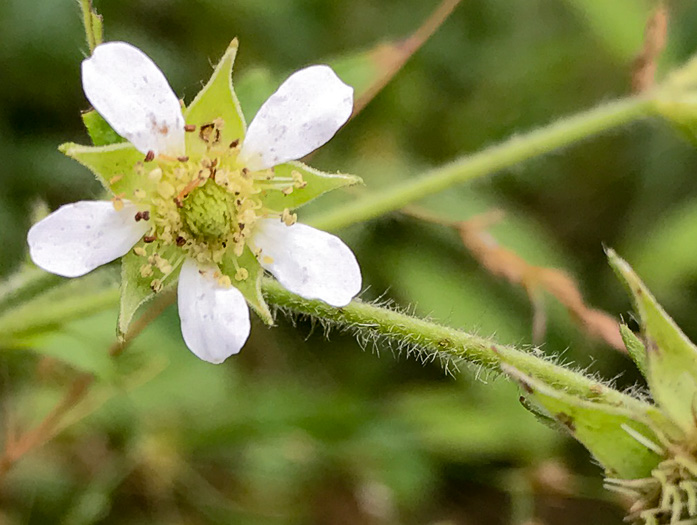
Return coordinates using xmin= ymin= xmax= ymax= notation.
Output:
xmin=3 ymin=0 xmax=697 ymax=523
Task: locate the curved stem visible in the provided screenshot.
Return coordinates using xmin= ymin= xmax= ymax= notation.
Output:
xmin=309 ymin=96 xmax=655 ymax=232
xmin=262 ymin=278 xmax=654 ymax=415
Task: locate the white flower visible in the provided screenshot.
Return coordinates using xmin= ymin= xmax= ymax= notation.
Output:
xmin=28 ymin=41 xmax=361 ymax=364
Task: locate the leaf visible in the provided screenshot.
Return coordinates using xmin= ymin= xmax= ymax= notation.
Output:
xmin=620 ymin=324 xmax=649 ymax=378
xmin=505 ymin=364 xmax=663 ymax=479
xmin=184 ymin=39 xmax=246 ymax=155
xmin=118 ymin=241 xmax=182 ymax=335
xmin=220 ymin=247 xmax=272 ymax=325
xmin=81 ymin=109 xmax=125 ymax=147
xmin=608 ymin=248 xmax=697 ymax=436
xmin=59 ymin=141 xmax=146 ymax=197
xmin=260 ymin=161 xmax=362 ymax=212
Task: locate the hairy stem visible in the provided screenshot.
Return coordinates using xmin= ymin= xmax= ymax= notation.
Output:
xmin=77 ymin=0 xmax=103 ymax=53
xmin=308 ymin=96 xmax=654 ymax=231
xmin=262 ymin=279 xmax=652 ymax=415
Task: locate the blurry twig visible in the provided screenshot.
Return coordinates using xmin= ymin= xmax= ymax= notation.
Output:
xmin=405 ymin=208 xmax=625 ymax=351
xmin=632 ymin=3 xmax=669 ymax=93
xmin=352 ymin=0 xmax=462 ymax=116
xmin=0 ymin=289 xmax=174 ymax=480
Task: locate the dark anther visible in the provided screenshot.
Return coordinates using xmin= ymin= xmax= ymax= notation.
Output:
xmin=143 ymin=235 xmax=157 ymax=243
xmin=176 ymin=236 xmax=186 ymax=247
xmin=238 ymin=222 xmax=245 ymax=231
xmin=142 ymin=210 xmax=150 ymax=221
xmin=229 ymin=138 xmax=240 ymax=148
xmin=173 ymin=197 xmax=184 ymax=208
xmin=177 ymin=155 xmax=189 ymax=162
xmin=144 ymin=150 xmax=155 ymax=162
xmin=184 ymin=124 xmax=196 ymax=132
xmin=199 ymin=123 xmax=220 ymax=143
xmin=135 ymin=211 xmax=151 ymax=222
xmin=222 ymin=241 xmax=227 ymax=248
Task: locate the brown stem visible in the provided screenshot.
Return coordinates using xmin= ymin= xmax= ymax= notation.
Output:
xmin=0 ymin=290 xmax=175 ymax=480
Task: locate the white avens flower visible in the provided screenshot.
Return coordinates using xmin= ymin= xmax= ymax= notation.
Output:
xmin=28 ymin=40 xmax=362 ymax=364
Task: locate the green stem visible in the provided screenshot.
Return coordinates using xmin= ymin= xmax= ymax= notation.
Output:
xmin=308 ymin=96 xmax=655 ymax=231
xmin=261 ymin=278 xmax=653 ymax=415
xmin=0 ymin=267 xmax=63 ymax=317
xmin=78 ymin=0 xmax=103 ymax=53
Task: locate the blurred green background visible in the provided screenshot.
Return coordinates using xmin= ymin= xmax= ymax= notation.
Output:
xmin=3 ymin=0 xmax=697 ymax=523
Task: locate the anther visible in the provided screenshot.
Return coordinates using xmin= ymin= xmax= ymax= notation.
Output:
xmin=229 ymin=139 xmax=240 ymax=148
xmin=176 ymin=236 xmax=186 ymax=247
xmin=133 ymin=246 xmax=147 ymax=257
xmin=143 ymin=235 xmax=157 ymax=243
xmin=135 ymin=211 xmax=146 ymax=222
xmin=235 ymin=268 xmax=249 ymax=281
xmin=150 ymin=279 xmax=163 ymax=293
xmin=177 ymin=155 xmax=189 ymax=162
xmin=184 ymin=124 xmax=196 ymax=132
xmin=144 ymin=150 xmax=155 ymax=162
xmin=109 ymin=174 xmax=123 ymax=185
xmin=199 ymin=123 xmax=220 ymax=144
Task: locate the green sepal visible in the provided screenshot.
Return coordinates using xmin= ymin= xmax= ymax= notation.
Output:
xmin=118 ymin=241 xmax=182 ymax=335
xmin=620 ymin=324 xmax=649 ymax=378
xmin=184 ymin=39 xmax=246 ymax=155
xmin=505 ymin=364 xmax=664 ymax=479
xmin=220 ymin=247 xmax=272 ymax=325
xmin=59 ymin=142 xmax=145 ymax=197
xmin=608 ymin=248 xmax=697 ymax=436
xmin=260 ymin=161 xmax=362 ymax=212
xmin=81 ymin=109 xmax=125 ymax=147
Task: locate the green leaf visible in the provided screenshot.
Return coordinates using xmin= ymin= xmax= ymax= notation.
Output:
xmin=505 ymin=364 xmax=663 ymax=479
xmin=59 ymin=142 xmax=146 ymax=197
xmin=620 ymin=324 xmax=649 ymax=378
xmin=608 ymin=249 xmax=697 ymax=436
xmin=260 ymin=161 xmax=362 ymax=212
xmin=119 ymin=241 xmax=182 ymax=335
xmin=81 ymin=109 xmax=125 ymax=147
xmin=184 ymin=39 xmax=246 ymax=155
xmin=220 ymin=247 xmax=272 ymax=325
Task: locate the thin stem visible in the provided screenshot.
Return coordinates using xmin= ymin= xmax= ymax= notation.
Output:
xmin=0 ymin=290 xmax=174 ymax=480
xmin=77 ymin=0 xmax=103 ymax=53
xmin=261 ymin=278 xmax=656 ymax=416
xmin=308 ymin=96 xmax=655 ymax=232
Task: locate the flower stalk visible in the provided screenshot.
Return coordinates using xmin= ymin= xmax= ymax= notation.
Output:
xmin=308 ymin=95 xmax=655 ymax=232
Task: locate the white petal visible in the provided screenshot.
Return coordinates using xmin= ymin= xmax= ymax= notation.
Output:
xmin=253 ymin=219 xmax=361 ymax=307
xmin=177 ymin=259 xmax=251 ymax=363
xmin=239 ymin=65 xmax=353 ymax=170
xmin=28 ymin=200 xmax=148 ymax=278
xmin=82 ymin=41 xmax=185 ymax=156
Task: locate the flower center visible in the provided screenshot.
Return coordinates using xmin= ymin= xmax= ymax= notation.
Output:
xmin=120 ymin=118 xmax=302 ymax=291
xmin=181 ymin=180 xmax=234 ymax=239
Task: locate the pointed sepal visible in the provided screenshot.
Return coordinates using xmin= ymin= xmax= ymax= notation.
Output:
xmin=608 ymin=249 xmax=697 ymax=436
xmin=184 ymin=39 xmax=246 ymax=155
xmin=220 ymin=247 xmax=272 ymax=325
xmin=506 ymin=364 xmax=664 ymax=479
xmin=118 ymin=241 xmax=182 ymax=335
xmin=59 ymin=142 xmax=146 ymax=197
xmin=81 ymin=109 xmax=125 ymax=147
xmin=620 ymin=324 xmax=649 ymax=378
xmin=260 ymin=161 xmax=362 ymax=212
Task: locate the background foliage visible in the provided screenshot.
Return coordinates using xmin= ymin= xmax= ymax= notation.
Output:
xmin=2 ymin=0 xmax=697 ymax=523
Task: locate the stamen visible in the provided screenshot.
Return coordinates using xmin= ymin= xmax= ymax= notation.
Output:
xmin=133 ymin=246 xmax=147 ymax=257
xmin=144 ymin=150 xmax=155 ymax=162
xmin=109 ymin=174 xmax=123 ymax=185
xmin=184 ymin=124 xmax=196 ymax=132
